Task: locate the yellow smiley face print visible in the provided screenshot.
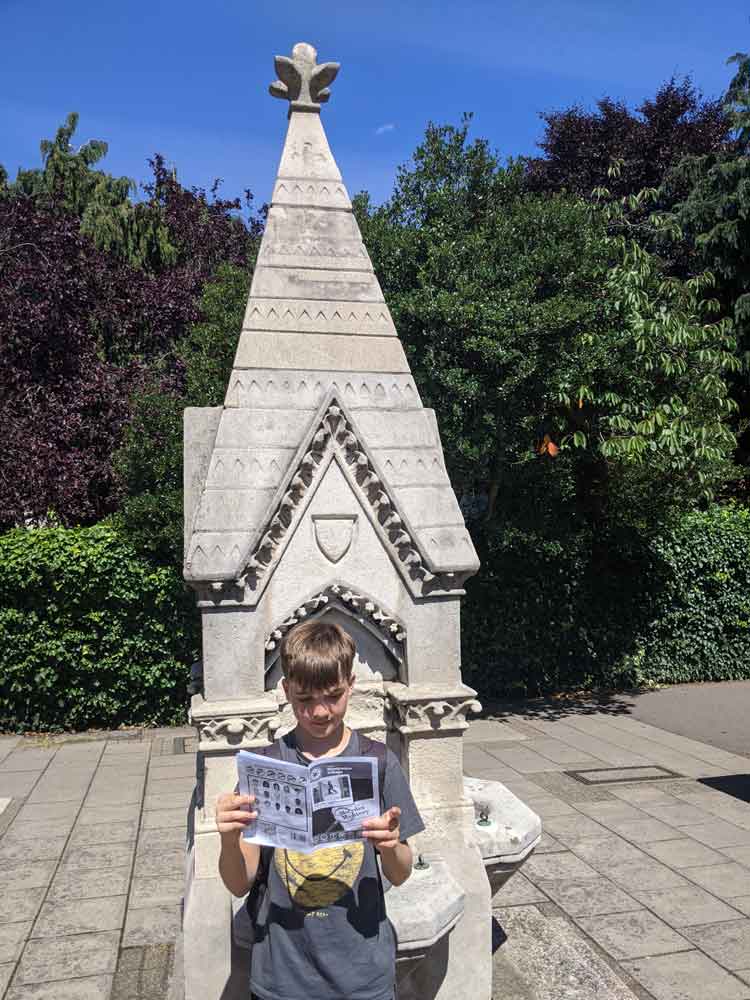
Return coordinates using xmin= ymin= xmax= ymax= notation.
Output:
xmin=275 ymin=842 xmax=365 ymax=909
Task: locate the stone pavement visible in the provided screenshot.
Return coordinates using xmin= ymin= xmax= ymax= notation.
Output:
xmin=0 ymin=702 xmax=749 ymax=1000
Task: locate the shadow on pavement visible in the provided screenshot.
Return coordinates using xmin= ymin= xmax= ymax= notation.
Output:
xmin=700 ymin=773 xmax=750 ymax=804
xmin=479 ymin=692 xmax=639 ymax=722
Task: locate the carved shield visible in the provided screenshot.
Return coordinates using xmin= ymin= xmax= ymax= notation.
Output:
xmin=313 ymin=515 xmax=357 ymax=563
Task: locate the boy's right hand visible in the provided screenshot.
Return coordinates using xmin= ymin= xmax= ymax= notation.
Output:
xmin=215 ymin=793 xmax=256 ymax=838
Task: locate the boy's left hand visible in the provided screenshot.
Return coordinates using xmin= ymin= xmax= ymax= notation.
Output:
xmin=361 ymin=806 xmax=401 ymax=852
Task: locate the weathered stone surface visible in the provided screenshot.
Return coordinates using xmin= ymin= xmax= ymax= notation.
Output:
xmin=7 ymin=975 xmax=114 ymax=1000
xmin=0 ymin=920 xmax=32 ymax=963
xmin=682 ymin=919 xmax=750 ymax=970
xmin=576 ymin=910 xmax=692 ymax=960
xmin=32 ymin=895 xmax=127 ymax=938
xmin=0 ymin=887 xmax=45 ymax=923
xmin=644 ymin=836 xmax=729 ymax=868
xmin=621 ymin=950 xmax=750 ymax=1000
xmin=48 ymin=866 xmax=131 ymax=901
xmin=15 ymin=931 xmax=120 ymax=984
xmin=632 ymin=884 xmax=744 ymax=926
xmin=493 ymin=905 xmax=640 ymax=1000
xmin=123 ymin=905 xmax=181 ymax=946
xmin=682 ymin=863 xmax=750 ymax=900
xmin=532 ymin=876 xmax=639 ymax=917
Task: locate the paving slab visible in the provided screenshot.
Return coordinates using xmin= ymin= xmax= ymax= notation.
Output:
xmin=6 ymin=975 xmax=115 ymax=1000
xmin=1 ymin=751 xmax=56 ymax=772
xmin=48 ymin=866 xmax=131 ymax=902
xmin=532 ymin=832 xmax=566 ymax=854
xmin=68 ymin=821 xmax=138 ymax=847
xmin=143 ymin=793 xmax=193 ymax=812
xmin=0 ymin=773 xmax=42 ymax=798
xmin=621 ymin=949 xmax=750 ymax=999
xmin=522 ymin=851 xmax=600 ymax=882
xmin=0 ymin=920 xmax=32 ymax=964
xmin=130 ymin=875 xmax=184 ymax=910
xmin=532 ymin=877 xmax=639 ymax=917
xmin=0 ymin=860 xmax=58 ymax=891
xmin=76 ymin=804 xmax=141 ymax=826
xmin=540 ymin=814 xmax=610 ymax=844
xmin=0 ymin=887 xmax=46 ymax=924
xmin=140 ymin=809 xmax=187 ymax=831
xmin=59 ymin=841 xmax=135 ymax=871
xmin=682 ymin=863 xmax=750 ymax=900
xmin=122 ymin=905 xmax=181 ymax=946
xmin=133 ymin=847 xmax=184 ymax=879
xmin=721 ymin=845 xmax=750 ymax=866
xmin=679 ymin=821 xmax=750 ymax=849
xmin=728 ymin=897 xmax=750 ymax=917
xmin=632 ymin=884 xmax=746 ymax=926
xmin=597 ymin=815 xmax=682 ymax=844
xmin=682 ymin=919 xmax=750 ymax=971
xmin=493 ymin=905 xmax=640 ymax=1000
xmin=0 ymin=965 xmax=14 ymax=997
xmin=15 ymin=931 xmax=120 ymax=985
xmin=604 ymin=859 xmax=689 ymax=892
xmin=576 ymin=909 xmax=692 ymax=960
xmin=32 ymin=895 xmax=127 ymax=939
xmin=0 ymin=837 xmax=68 ymax=864
xmin=566 ymin=834 xmax=649 ymax=871
xmin=643 ymin=837 xmax=729 ymax=869
xmin=13 ymin=801 xmax=79 ymax=824
xmin=609 ymin=784 xmax=679 ymax=806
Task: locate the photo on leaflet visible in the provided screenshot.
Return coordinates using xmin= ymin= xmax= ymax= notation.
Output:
xmin=310 ymin=764 xmax=375 ymax=838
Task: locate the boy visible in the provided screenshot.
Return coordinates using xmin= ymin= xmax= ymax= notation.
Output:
xmin=215 ymin=620 xmax=425 ymax=1000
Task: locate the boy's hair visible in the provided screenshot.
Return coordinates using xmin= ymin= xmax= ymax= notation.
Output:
xmin=280 ymin=620 xmax=355 ymax=691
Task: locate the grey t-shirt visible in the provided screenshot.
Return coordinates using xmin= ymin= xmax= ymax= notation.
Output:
xmin=250 ymin=730 xmax=425 ymax=1000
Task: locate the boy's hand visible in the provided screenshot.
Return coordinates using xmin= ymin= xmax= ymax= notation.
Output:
xmin=215 ymin=793 xmax=256 ymax=838
xmin=362 ymin=806 xmax=401 ymax=852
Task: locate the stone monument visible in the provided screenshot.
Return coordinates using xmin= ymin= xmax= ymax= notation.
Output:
xmin=182 ymin=42 xmax=540 ymax=1000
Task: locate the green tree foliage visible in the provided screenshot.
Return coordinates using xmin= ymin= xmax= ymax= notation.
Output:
xmin=357 ymin=119 xmax=738 ymax=516
xmin=8 ymin=112 xmax=175 ymax=271
xmin=356 ymin=118 xmax=740 ymax=696
xmin=0 ymin=522 xmax=198 ymax=731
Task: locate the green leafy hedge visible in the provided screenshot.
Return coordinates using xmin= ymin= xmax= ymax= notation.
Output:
xmin=462 ymin=503 xmax=750 ymax=698
xmin=0 ymin=523 xmax=199 ymax=732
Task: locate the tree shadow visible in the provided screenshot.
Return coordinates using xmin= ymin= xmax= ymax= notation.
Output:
xmin=478 ymin=690 xmax=640 ymax=722
xmin=699 ymin=774 xmax=750 ymax=804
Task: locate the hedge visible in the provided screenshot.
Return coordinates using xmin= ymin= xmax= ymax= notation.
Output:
xmin=0 ymin=522 xmax=199 ymax=732
xmin=461 ymin=504 xmax=750 ymax=698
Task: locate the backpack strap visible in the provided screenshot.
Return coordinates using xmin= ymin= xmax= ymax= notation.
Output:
xmin=357 ymin=733 xmax=388 ymax=806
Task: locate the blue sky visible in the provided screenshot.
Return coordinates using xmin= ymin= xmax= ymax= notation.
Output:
xmin=1 ymin=0 xmax=748 ymax=209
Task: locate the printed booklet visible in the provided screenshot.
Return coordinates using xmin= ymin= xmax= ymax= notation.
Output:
xmin=236 ymin=750 xmax=381 ymax=853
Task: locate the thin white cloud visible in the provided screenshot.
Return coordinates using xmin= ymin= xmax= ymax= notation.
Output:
xmin=375 ymin=123 xmax=396 ymax=135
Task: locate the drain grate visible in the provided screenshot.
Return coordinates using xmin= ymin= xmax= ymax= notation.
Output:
xmin=565 ymin=765 xmax=683 ymax=785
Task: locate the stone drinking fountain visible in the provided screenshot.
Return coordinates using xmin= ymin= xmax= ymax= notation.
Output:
xmin=182 ymin=42 xmax=541 ymax=1000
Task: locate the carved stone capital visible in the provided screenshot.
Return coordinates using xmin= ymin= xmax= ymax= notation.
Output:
xmin=386 ymin=684 xmax=482 ymax=735
xmin=190 ymin=694 xmax=281 ymax=751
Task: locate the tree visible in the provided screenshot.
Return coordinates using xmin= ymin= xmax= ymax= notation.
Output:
xmin=662 ymin=54 xmax=750 ymax=469
xmin=526 ymin=78 xmax=731 ymax=202
xmin=357 ymin=120 xmax=737 ymax=519
xmin=0 ymin=116 xmax=262 ymax=526
xmin=356 ymin=119 xmax=739 ymax=694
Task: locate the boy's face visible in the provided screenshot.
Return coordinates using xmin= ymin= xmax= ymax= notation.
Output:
xmin=283 ymin=673 xmax=354 ymax=742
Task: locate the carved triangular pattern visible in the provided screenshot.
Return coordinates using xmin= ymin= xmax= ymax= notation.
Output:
xmin=238 ymin=396 xmax=455 ymax=594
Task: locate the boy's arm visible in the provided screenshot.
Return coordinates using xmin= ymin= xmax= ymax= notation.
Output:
xmin=216 ymin=792 xmax=261 ymax=897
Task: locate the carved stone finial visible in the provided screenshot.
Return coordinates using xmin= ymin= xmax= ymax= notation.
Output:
xmin=269 ymin=42 xmax=340 ymax=113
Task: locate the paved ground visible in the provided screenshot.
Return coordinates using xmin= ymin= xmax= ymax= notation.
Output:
xmin=0 ymin=687 xmax=748 ymax=1000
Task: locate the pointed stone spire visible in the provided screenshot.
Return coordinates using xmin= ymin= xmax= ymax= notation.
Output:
xmin=232 ymin=42 xmax=405 ymax=376
xmin=183 ymin=44 xmax=479 ymax=594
